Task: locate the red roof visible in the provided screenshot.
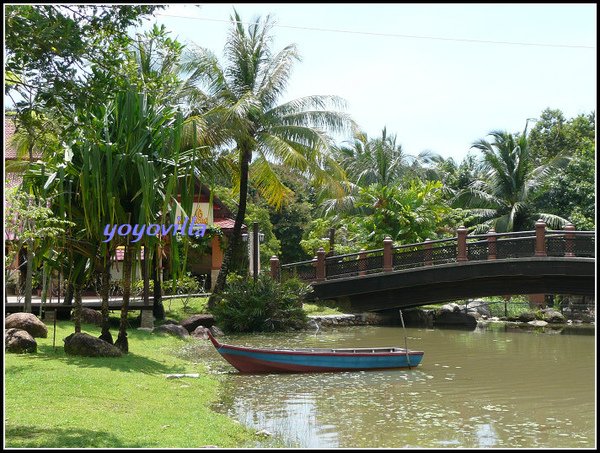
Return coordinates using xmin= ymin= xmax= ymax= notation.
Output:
xmin=214 ymin=218 xmax=245 ymax=230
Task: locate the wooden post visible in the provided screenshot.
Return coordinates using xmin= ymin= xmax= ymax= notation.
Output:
xmin=535 ymin=219 xmax=547 ymax=257
xmin=270 ymin=255 xmax=280 ymax=280
xmin=457 ymin=226 xmax=468 ymax=262
xmin=383 ymin=236 xmax=393 ymax=272
xmin=487 ymin=228 xmax=497 ymax=260
xmin=564 ymin=223 xmax=576 ymax=257
xmin=359 ymin=249 xmax=367 ymax=276
xmin=316 ymin=248 xmax=326 ymax=282
xmin=423 ymin=239 xmax=433 ymax=266
xmin=252 ymin=222 xmax=259 ymax=282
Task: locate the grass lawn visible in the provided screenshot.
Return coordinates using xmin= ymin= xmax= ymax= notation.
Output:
xmin=5 ymin=321 xmax=258 ymax=448
xmin=162 ymin=296 xmax=209 ymax=322
xmin=302 ymin=299 xmax=352 ymax=316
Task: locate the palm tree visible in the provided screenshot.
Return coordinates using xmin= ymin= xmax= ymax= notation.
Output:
xmin=183 ymin=10 xmax=354 ymax=300
xmin=322 ymin=128 xmax=435 ymax=218
xmin=454 ymin=129 xmax=569 ymax=232
xmin=336 ymin=128 xmax=414 ymax=187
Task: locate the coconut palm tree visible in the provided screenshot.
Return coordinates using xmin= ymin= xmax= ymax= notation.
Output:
xmin=336 ymin=128 xmax=414 ymax=187
xmin=454 ymin=129 xmax=569 ymax=232
xmin=182 ymin=10 xmax=355 ymax=300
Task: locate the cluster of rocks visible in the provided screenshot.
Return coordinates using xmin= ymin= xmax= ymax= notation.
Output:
xmin=308 ymin=312 xmax=390 ymax=327
xmin=150 ymin=314 xmax=223 ymax=339
xmin=5 ymin=312 xmax=48 ymax=353
xmin=398 ymin=301 xmax=578 ymax=330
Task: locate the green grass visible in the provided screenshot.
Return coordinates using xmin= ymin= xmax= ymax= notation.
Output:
xmin=5 ymin=321 xmax=257 ymax=448
xmin=163 ymin=296 xmax=209 ymax=322
xmin=303 ymin=299 xmax=352 ymax=316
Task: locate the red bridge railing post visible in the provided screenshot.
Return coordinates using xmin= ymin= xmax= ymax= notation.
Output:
xmin=316 ymin=248 xmax=326 ymax=281
xmin=383 ymin=236 xmax=393 ymax=272
xmin=564 ymin=223 xmax=576 ymax=257
xmin=535 ymin=219 xmax=547 ymax=257
xmin=359 ymin=248 xmax=367 ymax=276
xmin=457 ymin=226 xmax=468 ymax=262
xmin=487 ymin=228 xmax=497 ymax=260
xmin=270 ymin=255 xmax=280 ymax=280
xmin=424 ymin=239 xmax=433 ymax=266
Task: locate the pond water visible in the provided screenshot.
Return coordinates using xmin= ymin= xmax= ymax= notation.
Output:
xmin=181 ymin=325 xmax=595 ymax=448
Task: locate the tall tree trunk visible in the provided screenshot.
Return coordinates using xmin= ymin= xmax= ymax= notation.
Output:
xmin=208 ymin=147 xmax=251 ymax=307
xmin=63 ymin=281 xmax=74 ymax=305
xmin=143 ymin=240 xmax=150 ymax=306
xmin=73 ymin=283 xmax=82 ymax=333
xmin=24 ymin=241 xmax=34 ymax=313
xmin=40 ymin=263 xmax=48 ymax=304
xmin=115 ymin=242 xmax=133 ymax=353
xmin=99 ymin=257 xmax=113 ymax=344
xmin=152 ymin=248 xmax=164 ymax=320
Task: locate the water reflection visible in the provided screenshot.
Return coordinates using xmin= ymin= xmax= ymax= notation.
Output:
xmin=183 ymin=325 xmax=595 ymax=448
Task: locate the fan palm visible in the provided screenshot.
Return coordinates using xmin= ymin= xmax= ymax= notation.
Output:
xmin=454 ymin=130 xmax=569 ymax=232
xmin=182 ymin=11 xmax=355 ymax=299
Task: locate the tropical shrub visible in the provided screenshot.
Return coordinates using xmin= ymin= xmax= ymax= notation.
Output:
xmin=211 ymin=275 xmax=309 ymax=332
xmin=163 ymin=273 xmax=202 ymax=295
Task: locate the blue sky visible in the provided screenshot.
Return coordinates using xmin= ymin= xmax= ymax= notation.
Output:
xmin=143 ymin=3 xmax=596 ymax=161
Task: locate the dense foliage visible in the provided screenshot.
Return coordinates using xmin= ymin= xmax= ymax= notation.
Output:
xmin=211 ymin=275 xmax=309 ymax=332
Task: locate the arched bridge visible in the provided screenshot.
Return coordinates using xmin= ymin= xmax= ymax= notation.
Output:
xmin=271 ymin=223 xmax=595 ymax=312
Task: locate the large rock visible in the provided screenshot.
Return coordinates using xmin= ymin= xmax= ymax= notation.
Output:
xmin=6 ymin=328 xmax=37 ymax=353
xmin=518 ymin=312 xmax=537 ymax=323
xmin=79 ymin=307 xmax=103 ymax=326
xmin=466 ymin=300 xmax=491 ymax=317
xmin=5 ymin=312 xmax=48 ymax=338
xmin=153 ymin=324 xmax=190 ymax=338
xmin=440 ymin=303 xmax=461 ymax=313
xmin=434 ymin=311 xmax=477 ymax=329
xmin=64 ymin=332 xmax=122 ymax=357
xmin=401 ymin=309 xmax=434 ymax=327
xmin=528 ymin=320 xmax=548 ymax=327
xmin=180 ymin=314 xmax=215 ymax=333
xmin=541 ymin=309 xmax=566 ymax=324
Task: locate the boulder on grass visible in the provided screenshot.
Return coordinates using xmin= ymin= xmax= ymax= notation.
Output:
xmin=79 ymin=307 xmax=103 ymax=326
xmin=5 ymin=312 xmax=48 ymax=338
xmin=180 ymin=314 xmax=215 ymax=333
xmin=6 ymin=328 xmax=37 ymax=353
xmin=64 ymin=332 xmax=122 ymax=357
xmin=153 ymin=324 xmax=190 ymax=339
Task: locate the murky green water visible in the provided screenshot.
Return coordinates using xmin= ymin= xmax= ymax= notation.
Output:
xmin=182 ymin=325 xmax=595 ymax=448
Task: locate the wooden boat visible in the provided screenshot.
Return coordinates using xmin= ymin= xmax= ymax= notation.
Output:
xmin=207 ymin=331 xmax=424 ymax=373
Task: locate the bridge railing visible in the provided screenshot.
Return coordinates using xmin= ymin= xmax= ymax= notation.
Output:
xmin=272 ymin=221 xmax=595 ymax=283
xmin=393 ymin=238 xmax=457 ymax=270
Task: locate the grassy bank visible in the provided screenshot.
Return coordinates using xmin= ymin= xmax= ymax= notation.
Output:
xmin=5 ymin=321 xmax=257 ymax=448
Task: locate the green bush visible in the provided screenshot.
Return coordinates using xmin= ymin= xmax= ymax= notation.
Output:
xmin=211 ymin=275 xmax=309 ymax=332
xmin=131 ymin=279 xmax=154 ymax=297
xmin=163 ymin=273 xmax=202 ymax=295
